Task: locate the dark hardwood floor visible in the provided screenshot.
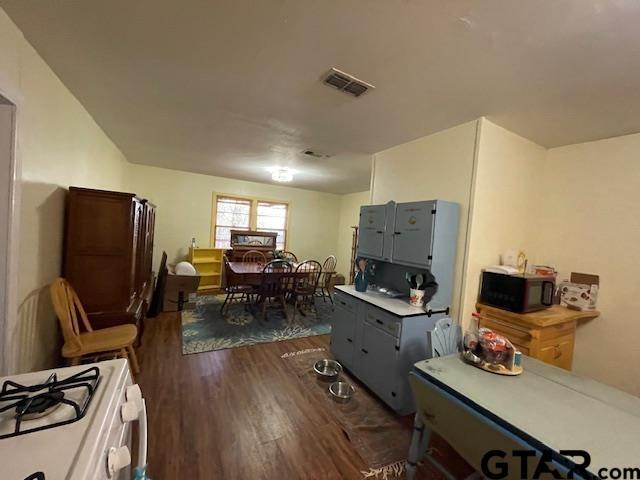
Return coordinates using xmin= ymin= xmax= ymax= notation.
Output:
xmin=136 ymin=312 xmax=469 ymax=479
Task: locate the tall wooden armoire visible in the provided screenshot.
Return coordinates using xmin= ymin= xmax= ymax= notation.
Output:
xmin=63 ymin=187 xmax=156 ymax=335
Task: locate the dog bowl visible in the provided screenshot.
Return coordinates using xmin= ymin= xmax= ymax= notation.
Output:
xmin=313 ymin=359 xmax=342 ymax=381
xmin=329 ymin=381 xmax=355 ymax=403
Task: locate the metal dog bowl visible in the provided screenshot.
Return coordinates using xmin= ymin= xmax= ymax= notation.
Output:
xmin=329 ymin=381 xmax=355 ymax=403
xmin=313 ymin=359 xmax=342 ymax=381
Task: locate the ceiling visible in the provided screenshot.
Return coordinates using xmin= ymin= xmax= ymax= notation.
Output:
xmin=2 ymin=1 xmax=640 ymax=194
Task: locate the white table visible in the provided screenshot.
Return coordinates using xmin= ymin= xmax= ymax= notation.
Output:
xmin=406 ymin=355 xmax=640 ymax=479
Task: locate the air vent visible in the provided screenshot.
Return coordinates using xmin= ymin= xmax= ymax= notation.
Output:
xmin=302 ymin=149 xmax=331 ymax=159
xmin=323 ymin=68 xmax=375 ymax=97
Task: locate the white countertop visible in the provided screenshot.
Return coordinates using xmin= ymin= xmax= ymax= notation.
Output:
xmin=335 ymin=284 xmax=442 ymax=317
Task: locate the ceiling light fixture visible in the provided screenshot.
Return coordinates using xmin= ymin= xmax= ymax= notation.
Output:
xmin=272 ymin=168 xmax=293 ymax=182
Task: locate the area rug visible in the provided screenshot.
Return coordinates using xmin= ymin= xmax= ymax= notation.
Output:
xmin=181 ymin=295 xmax=333 ymax=354
xmin=281 ymin=348 xmax=448 ymax=480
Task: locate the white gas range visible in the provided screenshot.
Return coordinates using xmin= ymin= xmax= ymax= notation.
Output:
xmin=0 ymin=359 xmax=148 ymax=480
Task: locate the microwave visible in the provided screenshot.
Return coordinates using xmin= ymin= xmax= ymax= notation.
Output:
xmin=479 ymin=271 xmax=555 ymax=313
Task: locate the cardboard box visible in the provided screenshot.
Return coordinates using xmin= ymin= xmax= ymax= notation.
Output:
xmin=162 ymin=266 xmax=200 ymax=312
xmin=559 ymin=272 xmax=599 ymax=311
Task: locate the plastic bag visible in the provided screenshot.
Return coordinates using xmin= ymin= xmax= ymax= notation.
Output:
xmin=478 ymin=327 xmax=513 ymax=364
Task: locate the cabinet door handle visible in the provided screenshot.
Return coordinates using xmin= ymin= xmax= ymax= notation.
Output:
xmin=361 ymin=348 xmax=368 ymax=354
xmin=554 ymin=345 xmax=562 ymax=359
xmin=394 ymin=231 xmax=401 ymax=235
xmin=347 ymin=338 xmax=353 ymax=343
xmin=376 ymin=319 xmax=384 ymax=325
xmin=376 ymin=230 xmax=383 ymax=234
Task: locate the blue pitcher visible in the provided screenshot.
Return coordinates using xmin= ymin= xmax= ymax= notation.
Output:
xmin=354 ymin=270 xmax=368 ymax=292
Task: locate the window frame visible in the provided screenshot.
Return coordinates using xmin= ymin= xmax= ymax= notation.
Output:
xmin=211 ymin=193 xmax=290 ymax=250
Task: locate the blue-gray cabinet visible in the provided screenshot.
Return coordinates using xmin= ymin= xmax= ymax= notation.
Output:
xmin=330 ymin=287 xmax=446 ymax=414
xmin=357 ymin=199 xmax=459 ymax=311
xmin=357 ymin=201 xmax=396 ymax=261
xmin=358 ymin=200 xmax=458 ymax=269
xmin=392 ymin=200 xmax=436 ymax=267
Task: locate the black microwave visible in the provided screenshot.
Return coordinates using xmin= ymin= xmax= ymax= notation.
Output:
xmin=479 ymin=272 xmax=555 ymax=313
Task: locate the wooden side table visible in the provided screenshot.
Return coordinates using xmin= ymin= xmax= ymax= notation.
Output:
xmin=475 ymin=304 xmax=600 ymax=370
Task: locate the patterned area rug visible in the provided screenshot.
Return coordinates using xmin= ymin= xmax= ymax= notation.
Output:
xmin=181 ymin=295 xmax=333 ymax=354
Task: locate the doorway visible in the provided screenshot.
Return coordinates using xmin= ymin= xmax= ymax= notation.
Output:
xmin=0 ymin=94 xmax=17 ymax=375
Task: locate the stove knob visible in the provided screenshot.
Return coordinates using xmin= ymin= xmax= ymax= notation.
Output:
xmin=107 ymin=446 xmax=131 ymax=477
xmin=121 ymin=400 xmax=140 ymax=423
xmin=126 ymin=384 xmax=142 ymax=403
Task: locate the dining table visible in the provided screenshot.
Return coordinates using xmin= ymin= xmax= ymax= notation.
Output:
xmin=227 ymin=261 xmax=335 ymax=286
xmin=406 ymin=354 xmax=640 ymax=480
xmin=227 ymin=261 xmax=299 ymax=286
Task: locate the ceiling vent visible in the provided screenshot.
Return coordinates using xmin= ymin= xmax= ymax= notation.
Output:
xmin=302 ymin=149 xmax=331 ymax=159
xmin=323 ymin=68 xmax=375 ymax=97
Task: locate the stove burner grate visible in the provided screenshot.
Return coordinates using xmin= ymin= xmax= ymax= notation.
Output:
xmin=16 ymin=390 xmax=65 ymax=420
xmin=0 ymin=366 xmax=100 ymax=439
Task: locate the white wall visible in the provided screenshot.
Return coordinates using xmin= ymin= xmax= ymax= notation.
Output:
xmin=336 ymin=190 xmax=370 ymax=279
xmin=533 ymin=134 xmax=640 ymax=396
xmin=462 ymin=119 xmax=546 ymax=325
xmin=371 ymin=121 xmax=479 ymax=317
xmin=460 ymin=120 xmax=640 ymax=396
xmin=0 ymin=8 xmax=128 ymax=373
xmin=125 ymin=163 xmax=342 ymax=268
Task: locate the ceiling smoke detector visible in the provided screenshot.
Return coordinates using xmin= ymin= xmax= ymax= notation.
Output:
xmin=272 ymin=168 xmax=293 ymax=182
xmin=323 ymin=68 xmax=375 ymax=97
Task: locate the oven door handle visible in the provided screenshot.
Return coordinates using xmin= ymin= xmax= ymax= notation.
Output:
xmin=133 ymin=399 xmax=148 ymax=480
xmin=541 ymin=281 xmax=554 ymax=306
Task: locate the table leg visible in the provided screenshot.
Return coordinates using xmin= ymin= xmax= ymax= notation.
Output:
xmin=406 ymin=412 xmax=432 ymax=479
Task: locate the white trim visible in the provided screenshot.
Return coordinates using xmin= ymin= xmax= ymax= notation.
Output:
xmin=368 ymin=154 xmax=376 ymax=204
xmin=456 ymin=117 xmax=483 ymax=325
xmin=0 ymin=86 xmax=22 ymax=375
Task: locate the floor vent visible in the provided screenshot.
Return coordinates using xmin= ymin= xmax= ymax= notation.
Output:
xmin=323 ymin=68 xmax=374 ymax=97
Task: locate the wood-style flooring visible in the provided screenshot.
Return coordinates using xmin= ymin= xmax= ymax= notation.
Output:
xmin=136 ymin=312 xmax=469 ymax=479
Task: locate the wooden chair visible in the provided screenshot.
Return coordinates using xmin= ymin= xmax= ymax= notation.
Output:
xmin=292 ymin=260 xmax=322 ymax=321
xmin=256 ymin=260 xmax=292 ymax=319
xmin=220 ymin=256 xmax=256 ymax=314
xmin=280 ymin=251 xmax=298 ymax=263
xmin=50 ymin=278 xmax=140 ymax=375
xmin=316 ymin=255 xmax=337 ymax=303
xmin=242 ymin=250 xmax=266 ymax=263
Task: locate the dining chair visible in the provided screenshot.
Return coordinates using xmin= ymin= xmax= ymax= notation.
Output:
xmin=428 ymin=317 xmax=462 ymax=357
xmin=280 ymin=251 xmax=298 ymax=262
xmin=220 ymin=255 xmax=256 ymax=314
xmin=316 ymin=255 xmax=337 ymax=303
xmin=50 ymin=278 xmax=140 ymax=375
xmin=292 ymin=260 xmax=322 ymax=321
xmin=406 ymin=318 xmax=463 ymax=480
xmin=242 ymin=250 xmax=266 ymax=263
xmin=257 ymin=260 xmax=292 ymax=319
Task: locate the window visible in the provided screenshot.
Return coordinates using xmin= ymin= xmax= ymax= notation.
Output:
xmin=212 ymin=195 xmax=289 ymax=249
xmin=257 ymin=201 xmax=288 ymax=250
xmin=213 ymin=196 xmax=251 ymax=248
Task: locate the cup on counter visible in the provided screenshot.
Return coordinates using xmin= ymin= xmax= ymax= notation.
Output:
xmin=409 ymin=288 xmax=424 ymax=307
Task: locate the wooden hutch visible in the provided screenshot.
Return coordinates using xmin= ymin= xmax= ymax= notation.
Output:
xmin=225 ymin=230 xmax=278 ymax=261
xmin=63 ymin=187 xmax=156 ymax=336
